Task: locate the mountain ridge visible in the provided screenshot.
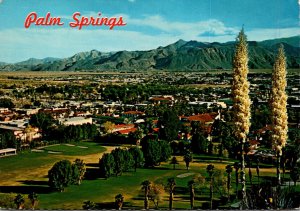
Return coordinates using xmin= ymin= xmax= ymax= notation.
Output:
xmin=0 ymin=36 xmax=299 ymax=71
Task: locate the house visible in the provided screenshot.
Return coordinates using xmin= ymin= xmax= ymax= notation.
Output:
xmin=58 ymin=117 xmax=93 ymax=126
xmin=112 ymin=124 xmax=135 ymax=133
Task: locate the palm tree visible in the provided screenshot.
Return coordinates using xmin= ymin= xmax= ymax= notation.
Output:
xmin=233 ymin=162 xmax=240 ymax=197
xmin=225 ymin=165 xmax=233 ymax=201
xmin=188 ymin=174 xmax=205 ymax=210
xmin=14 ymin=194 xmax=25 ymax=210
xmin=270 ymin=45 xmax=288 ymax=186
xmin=170 ymin=156 xmax=179 ymax=170
xmin=206 ymin=164 xmax=215 ymax=210
xmin=232 ymin=28 xmax=251 ymax=204
xmin=183 ymin=151 xmax=193 ymax=170
xmin=254 ymin=156 xmax=260 ymax=184
xmin=28 ymin=192 xmax=38 ymax=210
xmin=115 ymin=194 xmax=124 ymax=210
xmin=141 ymin=180 xmax=151 ymax=209
xmin=188 ymin=180 xmax=196 ymax=209
xmin=167 ymin=177 xmax=176 ymax=210
xmin=290 ymin=167 xmax=300 ymax=186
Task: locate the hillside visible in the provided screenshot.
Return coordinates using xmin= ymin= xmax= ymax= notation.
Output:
xmin=0 ymin=36 xmax=299 ymax=71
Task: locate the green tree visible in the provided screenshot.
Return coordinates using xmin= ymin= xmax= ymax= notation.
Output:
xmin=167 ymin=177 xmax=176 ymax=210
xmin=158 ymin=110 xmax=180 ymax=142
xmin=128 ymin=147 xmax=144 ymax=172
xmin=191 ymin=132 xmax=207 ymax=154
xmin=141 ymin=139 xmax=161 ymax=167
xmin=99 ymin=153 xmax=115 ymax=178
xmin=183 ymin=151 xmax=193 ymax=170
xmin=29 ymin=112 xmax=55 ymax=138
xmin=122 ymin=149 xmax=134 ymax=172
xmin=73 ymin=159 xmax=86 ymax=185
xmin=48 ymin=160 xmax=75 ymax=192
xmin=28 ymin=192 xmax=38 ymax=210
xmin=115 ymin=194 xmax=124 ymax=210
xmin=141 ymin=180 xmax=151 ymax=210
xmin=111 ymin=148 xmax=126 ymax=176
xmin=159 ymin=140 xmax=172 ymax=163
xmin=170 ymin=156 xmax=179 ymax=170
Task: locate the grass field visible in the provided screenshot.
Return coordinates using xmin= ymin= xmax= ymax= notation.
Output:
xmin=0 ymin=142 xmax=284 ymax=210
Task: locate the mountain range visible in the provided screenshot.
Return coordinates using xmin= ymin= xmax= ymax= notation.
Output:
xmin=0 ymin=36 xmax=299 ymax=71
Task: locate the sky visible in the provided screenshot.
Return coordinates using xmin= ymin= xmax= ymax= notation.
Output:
xmin=0 ymin=0 xmax=298 ymax=63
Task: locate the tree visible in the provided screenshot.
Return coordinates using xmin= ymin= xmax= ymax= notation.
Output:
xmin=188 ymin=174 xmax=206 ymax=209
xmin=73 ymin=159 xmax=86 ymax=185
xmin=167 ymin=177 xmax=176 ymax=210
xmin=159 ymin=140 xmax=172 ymax=163
xmin=128 ymin=147 xmax=144 ymax=172
xmin=270 ymin=45 xmax=288 ymax=185
xmin=82 ymin=200 xmax=96 ymax=210
xmin=158 ymin=110 xmax=180 ymax=142
xmin=122 ymin=149 xmax=134 ymax=172
xmin=148 ymin=183 xmax=165 ymax=209
xmin=170 ymin=156 xmax=179 ymax=170
xmin=28 ymin=192 xmax=38 ymax=210
xmin=206 ymin=164 xmax=215 ymax=210
xmin=253 ymin=156 xmax=260 ymax=184
xmin=29 ymin=112 xmax=55 ymax=138
xmin=233 ymin=162 xmax=240 ymax=197
xmin=183 ymin=151 xmax=193 ymax=170
xmin=14 ymin=194 xmax=25 ymax=210
xmin=191 ymin=132 xmax=208 ymax=154
xmin=111 ymin=148 xmax=126 ymax=176
xmin=48 ymin=160 xmax=75 ymax=192
xmin=232 ymin=28 xmax=251 ymax=204
xmin=103 ymin=121 xmax=115 ymax=134
xmin=0 ymin=98 xmax=14 ymax=108
xmin=141 ymin=140 xmax=161 ymax=167
xmin=115 ymin=194 xmax=124 ymax=210
xmin=99 ymin=153 xmax=115 ymax=178
xmin=141 ymin=180 xmax=151 ymax=210
xmin=290 ymin=167 xmax=300 ymax=186
xmin=225 ymin=165 xmax=233 ymax=201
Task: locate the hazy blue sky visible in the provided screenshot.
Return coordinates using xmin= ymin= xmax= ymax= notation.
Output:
xmin=0 ymin=0 xmax=298 ymax=62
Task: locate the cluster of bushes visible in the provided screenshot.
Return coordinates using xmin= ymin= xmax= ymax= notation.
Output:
xmin=46 ymin=123 xmax=98 ymax=143
xmin=99 ymin=147 xmax=144 ymax=178
xmin=0 ymin=130 xmax=20 ymax=150
xmin=141 ymin=139 xmax=172 ymax=167
xmin=99 ymin=139 xmax=172 ymax=178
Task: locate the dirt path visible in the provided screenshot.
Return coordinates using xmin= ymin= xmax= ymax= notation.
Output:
xmin=0 ymin=146 xmax=116 ymax=186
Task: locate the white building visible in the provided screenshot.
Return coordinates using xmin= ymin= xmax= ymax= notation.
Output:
xmin=59 ymin=117 xmax=93 ymax=126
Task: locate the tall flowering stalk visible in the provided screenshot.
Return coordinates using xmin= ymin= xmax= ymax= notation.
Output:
xmin=270 ymin=45 xmax=288 ymax=185
xmin=232 ymin=28 xmax=251 ymax=205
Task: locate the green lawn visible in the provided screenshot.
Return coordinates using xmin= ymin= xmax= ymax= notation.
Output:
xmin=1 ymin=147 xmax=298 ymax=210
xmin=43 ymin=142 xmax=105 ymax=156
xmin=38 ymin=163 xmax=210 ymax=210
xmin=0 ymin=142 xmax=105 ymax=172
